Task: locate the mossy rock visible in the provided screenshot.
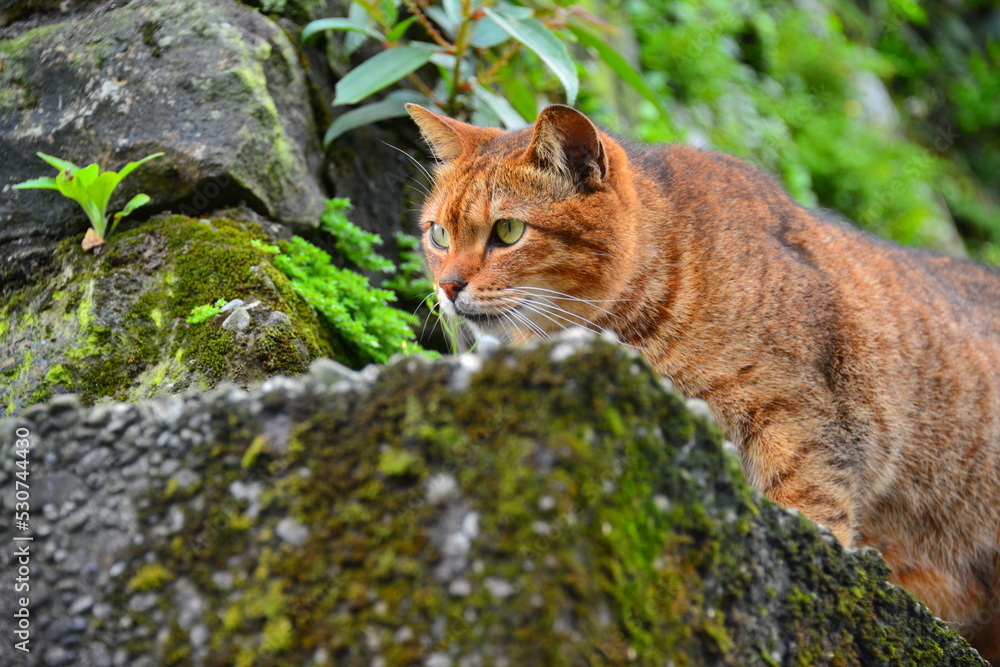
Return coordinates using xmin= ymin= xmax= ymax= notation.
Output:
xmin=0 ymin=0 xmax=326 ymax=249
xmin=0 ymin=335 xmax=983 ymax=664
xmin=0 ymin=214 xmax=333 ymax=416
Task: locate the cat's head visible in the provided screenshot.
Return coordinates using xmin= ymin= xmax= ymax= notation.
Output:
xmin=407 ymin=104 xmax=636 ymax=342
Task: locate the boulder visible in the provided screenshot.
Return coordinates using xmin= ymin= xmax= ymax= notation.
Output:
xmin=0 ymin=334 xmax=985 ymax=665
xmin=0 ymin=0 xmax=326 ymax=251
xmin=0 ymin=213 xmax=334 ymax=417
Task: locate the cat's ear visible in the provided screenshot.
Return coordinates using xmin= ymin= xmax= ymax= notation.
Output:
xmin=525 ymin=105 xmax=608 ymax=189
xmin=406 ymin=104 xmax=478 ymax=161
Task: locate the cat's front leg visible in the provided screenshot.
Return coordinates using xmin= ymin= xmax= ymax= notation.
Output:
xmin=739 ymin=421 xmax=858 ymax=547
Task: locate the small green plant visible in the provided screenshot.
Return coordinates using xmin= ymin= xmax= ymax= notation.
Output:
xmin=250 ymin=238 xmax=281 ymax=254
xmin=186 ymin=298 xmax=228 ymax=324
xmin=273 ymin=236 xmax=420 ymax=365
xmin=302 ymin=0 xmax=665 ymax=144
xmin=14 ymin=152 xmax=163 ymax=251
xmin=319 ymin=198 xmax=394 ymax=272
xmin=268 ymin=200 xmax=427 ymax=365
xmin=382 ymin=232 xmax=434 ymax=300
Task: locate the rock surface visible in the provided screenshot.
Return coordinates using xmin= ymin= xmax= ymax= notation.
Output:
xmin=0 ymin=334 xmax=985 ymax=665
xmin=0 ymin=0 xmax=326 ymax=246
xmin=0 ymin=213 xmax=332 ymax=417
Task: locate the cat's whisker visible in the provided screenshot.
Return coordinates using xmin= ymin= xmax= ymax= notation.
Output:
xmin=506 ymin=306 xmax=549 ymax=339
xmin=507 ymin=285 xmax=632 ymax=308
xmin=420 ymin=298 xmax=452 ymax=343
xmin=382 ymin=140 xmax=436 ymax=185
xmin=493 ymin=297 xmax=549 ymax=340
xmin=518 ymin=299 xmax=605 ymax=337
xmin=412 ymin=292 xmax=436 ymax=319
xmin=499 ymin=311 xmax=521 ymax=343
xmin=495 ymin=310 xmax=518 ymax=344
xmin=521 ymin=299 xmax=645 ymax=353
xmin=406 ymin=178 xmax=432 ymax=199
xmin=507 ymin=288 xmax=626 ymax=325
xmin=520 ymin=290 xmax=649 ymax=350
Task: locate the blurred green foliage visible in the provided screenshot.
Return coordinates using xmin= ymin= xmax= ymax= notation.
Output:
xmin=578 ymin=0 xmax=999 ymax=262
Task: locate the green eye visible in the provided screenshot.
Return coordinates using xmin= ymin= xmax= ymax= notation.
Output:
xmin=430 ymin=223 xmax=450 ymax=249
xmin=494 ymin=218 xmax=526 ymax=245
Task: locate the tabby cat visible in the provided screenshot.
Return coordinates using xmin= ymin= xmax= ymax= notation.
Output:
xmin=407 ymin=103 xmax=1000 ymax=659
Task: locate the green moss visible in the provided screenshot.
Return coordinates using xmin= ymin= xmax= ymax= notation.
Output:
xmin=128 ymin=563 xmax=173 ymax=591
xmin=43 ymin=364 xmax=74 ymax=389
xmin=242 ymin=435 xmax=267 ymax=470
xmin=376 ymin=447 xmax=425 ymax=478
xmin=272 ymin=234 xmax=419 ymax=366
xmin=260 ymin=615 xmax=293 ymax=653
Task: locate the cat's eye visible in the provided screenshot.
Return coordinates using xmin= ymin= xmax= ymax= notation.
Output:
xmin=494 ymin=218 xmax=526 ymax=245
xmin=430 ymin=223 xmax=450 ymax=249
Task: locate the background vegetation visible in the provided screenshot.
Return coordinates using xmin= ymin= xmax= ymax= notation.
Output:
xmin=309 ymin=0 xmax=1000 ymax=264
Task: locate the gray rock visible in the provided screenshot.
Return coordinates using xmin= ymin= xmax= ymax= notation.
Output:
xmin=0 ymin=334 xmax=986 ymax=665
xmin=0 ymin=0 xmax=326 ymax=263
xmin=275 ymin=517 xmax=309 ymax=547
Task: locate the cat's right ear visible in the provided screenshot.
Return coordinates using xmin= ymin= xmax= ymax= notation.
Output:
xmin=406 ymin=104 xmax=476 ymax=161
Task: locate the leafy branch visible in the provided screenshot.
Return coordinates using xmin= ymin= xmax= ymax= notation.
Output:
xmin=303 ymin=0 xmax=665 ymax=144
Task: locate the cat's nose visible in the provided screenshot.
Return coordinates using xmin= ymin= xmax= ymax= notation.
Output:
xmin=439 ymin=280 xmax=466 ymax=302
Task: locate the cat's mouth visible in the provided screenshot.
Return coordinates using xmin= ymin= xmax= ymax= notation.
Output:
xmin=457 ymin=310 xmax=503 ymax=326
xmin=453 ymin=304 xmax=509 ymax=328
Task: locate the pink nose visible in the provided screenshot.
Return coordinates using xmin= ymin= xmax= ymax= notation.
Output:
xmin=439 ymin=280 xmax=465 ymax=302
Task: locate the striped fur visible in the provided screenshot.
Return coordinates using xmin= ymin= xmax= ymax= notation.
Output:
xmin=408 ymin=104 xmax=1000 ymax=658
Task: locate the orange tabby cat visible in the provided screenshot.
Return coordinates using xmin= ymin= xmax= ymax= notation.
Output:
xmin=407 ymin=103 xmax=1000 ymax=659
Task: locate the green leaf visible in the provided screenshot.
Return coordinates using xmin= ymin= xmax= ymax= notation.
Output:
xmin=89 ymin=171 xmax=125 ymax=220
xmin=111 ymin=193 xmax=151 ymax=233
xmin=386 ymin=16 xmax=417 ymax=43
xmin=442 ymin=0 xmax=463 ymax=28
xmin=13 ymin=176 xmax=59 ymax=189
xmin=500 ymin=73 xmax=538 ymax=121
xmin=378 ymin=0 xmax=399 ymax=27
xmin=568 ymin=24 xmax=666 ymax=116
xmin=116 ymin=152 xmax=165 ymax=181
xmin=301 ymin=17 xmax=385 ymax=43
xmin=52 ymin=164 xmax=106 ymax=233
xmin=18 ymin=151 xmax=161 ymax=242
xmin=324 ymin=93 xmax=428 ymax=146
xmin=424 ymin=6 xmax=457 ymax=38
xmin=470 ymin=82 xmax=527 ymax=128
xmin=483 ymin=7 xmax=578 ymax=105
xmin=469 ymin=17 xmax=510 ymax=49
xmin=36 ymin=152 xmax=78 ymax=172
xmin=344 ymin=2 xmax=371 ymax=58
xmin=118 ymin=192 xmax=151 ymax=218
xmin=69 ymin=163 xmax=100 ymax=190
xmin=333 ymin=44 xmax=436 ymax=106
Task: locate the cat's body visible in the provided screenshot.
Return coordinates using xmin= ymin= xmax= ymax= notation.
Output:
xmin=408 ymin=104 xmax=1000 ymax=660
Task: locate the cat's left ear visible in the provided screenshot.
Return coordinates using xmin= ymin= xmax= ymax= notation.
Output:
xmin=525 ymin=105 xmax=608 ymax=190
